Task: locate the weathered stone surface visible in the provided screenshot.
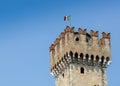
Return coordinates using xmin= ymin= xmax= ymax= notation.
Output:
xmin=50 ymin=26 xmax=111 ymax=86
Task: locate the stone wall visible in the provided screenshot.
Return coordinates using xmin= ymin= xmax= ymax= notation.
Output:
xmin=56 ymin=63 xmax=107 ymax=86
xmin=50 ymin=26 xmax=111 ymax=86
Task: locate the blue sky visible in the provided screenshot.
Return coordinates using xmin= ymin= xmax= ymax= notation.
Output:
xmin=0 ymin=0 xmax=119 ymax=86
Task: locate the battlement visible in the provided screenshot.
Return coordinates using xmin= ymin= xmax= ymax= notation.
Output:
xmin=50 ymin=26 xmax=111 ymax=77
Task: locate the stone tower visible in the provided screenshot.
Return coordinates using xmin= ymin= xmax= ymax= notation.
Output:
xmin=50 ymin=26 xmax=111 ymax=86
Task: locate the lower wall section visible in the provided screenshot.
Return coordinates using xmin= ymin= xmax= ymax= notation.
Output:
xmin=56 ymin=63 xmax=107 ymax=86
xmin=56 ymin=66 xmax=70 ymax=86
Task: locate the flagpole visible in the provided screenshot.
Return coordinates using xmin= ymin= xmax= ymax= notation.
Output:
xmin=69 ymin=15 xmax=71 ymax=28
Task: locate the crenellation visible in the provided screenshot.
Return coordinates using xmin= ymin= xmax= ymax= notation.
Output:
xmin=95 ymin=31 xmax=99 ymax=37
xmin=90 ymin=30 xmax=98 ymax=37
xmin=50 ymin=44 xmax=55 ymax=52
xmin=78 ymin=28 xmax=86 ymax=35
xmin=64 ymin=26 xmax=71 ymax=33
xmin=102 ymin=32 xmax=110 ymax=39
xmin=70 ymin=27 xmax=74 ymax=33
xmin=59 ymin=32 xmax=65 ymax=38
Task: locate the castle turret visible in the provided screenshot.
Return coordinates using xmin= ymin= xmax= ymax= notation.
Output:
xmin=50 ymin=26 xmax=111 ymax=86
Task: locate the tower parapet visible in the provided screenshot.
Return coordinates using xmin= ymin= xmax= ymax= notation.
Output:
xmin=50 ymin=26 xmax=111 ymax=77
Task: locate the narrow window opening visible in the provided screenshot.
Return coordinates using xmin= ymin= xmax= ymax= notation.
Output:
xmin=101 ymin=56 xmax=104 ymax=65
xmin=62 ymin=73 xmax=64 ymax=78
xmin=91 ymin=55 xmax=94 ymax=65
xmin=80 ymin=67 xmax=84 ymax=74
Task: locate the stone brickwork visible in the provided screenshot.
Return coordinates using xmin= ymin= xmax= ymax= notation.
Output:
xmin=49 ymin=26 xmax=111 ymax=86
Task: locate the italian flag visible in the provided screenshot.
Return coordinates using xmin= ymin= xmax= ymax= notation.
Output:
xmin=64 ymin=16 xmax=70 ymax=21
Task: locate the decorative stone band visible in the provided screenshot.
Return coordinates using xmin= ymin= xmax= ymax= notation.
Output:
xmin=50 ymin=51 xmax=111 ymax=77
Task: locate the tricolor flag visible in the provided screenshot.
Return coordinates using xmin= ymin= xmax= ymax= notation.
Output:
xmin=64 ymin=16 xmax=70 ymax=21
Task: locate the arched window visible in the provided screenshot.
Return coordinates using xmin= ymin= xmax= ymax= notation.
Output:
xmin=91 ymin=55 xmax=94 ymax=60
xmin=70 ymin=51 xmax=73 ymax=57
xmin=80 ymin=53 xmax=84 ymax=58
xmin=75 ymin=52 xmax=78 ymax=58
xmin=75 ymin=52 xmax=78 ymax=57
xmin=80 ymin=53 xmax=84 ymax=62
xmin=106 ymin=57 xmax=110 ymax=61
xmin=96 ymin=55 xmax=99 ymax=62
xmin=80 ymin=67 xmax=84 ymax=74
xmin=86 ymin=54 xmax=89 ymax=62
